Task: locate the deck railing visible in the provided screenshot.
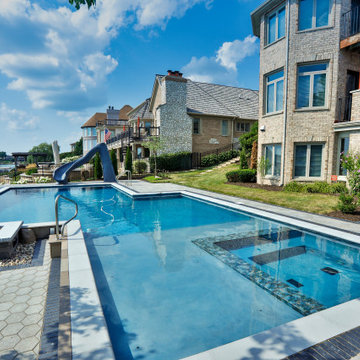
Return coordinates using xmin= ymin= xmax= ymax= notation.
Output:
xmin=342 ymin=6 xmax=360 ymax=39
xmin=106 ymin=126 xmax=160 ymax=145
xmin=336 ymin=95 xmax=352 ymax=123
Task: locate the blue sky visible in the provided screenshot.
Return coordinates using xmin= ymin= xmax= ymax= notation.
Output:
xmin=0 ymin=0 xmax=262 ymax=154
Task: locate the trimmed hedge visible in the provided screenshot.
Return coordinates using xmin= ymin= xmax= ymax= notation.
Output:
xmin=226 ymin=169 xmax=257 ymax=183
xmin=283 ymin=181 xmax=347 ymax=194
xmin=134 ymin=160 xmax=147 ymax=174
xmin=150 ymin=152 xmax=192 ymax=172
xmin=201 ymin=150 xmax=238 ymax=168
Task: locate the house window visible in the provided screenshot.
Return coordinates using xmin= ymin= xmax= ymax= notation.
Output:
xmin=236 ymin=122 xmax=251 ymax=132
xmin=294 ymin=144 xmax=323 ymax=177
xmin=193 ymin=118 xmax=200 ymax=134
xmin=221 ymin=120 xmax=229 ymax=136
xmin=297 ymin=63 xmax=327 ymax=108
xmin=338 ymin=135 xmax=349 ymax=175
xmin=91 ymin=128 xmax=96 ymax=136
xmin=266 ymin=70 xmax=284 ymax=113
xmin=299 ymin=0 xmax=330 ymax=30
xmin=264 ymin=144 xmax=282 ymax=176
xmin=267 ymin=6 xmax=286 ymax=45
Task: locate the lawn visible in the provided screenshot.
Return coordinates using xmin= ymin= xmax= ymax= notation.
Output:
xmin=144 ymin=164 xmax=339 ymax=215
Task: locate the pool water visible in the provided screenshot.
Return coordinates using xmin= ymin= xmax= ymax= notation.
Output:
xmin=1 ymin=186 xmax=360 ymax=360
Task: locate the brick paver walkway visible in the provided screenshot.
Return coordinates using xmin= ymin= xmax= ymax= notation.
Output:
xmin=0 ymin=240 xmax=51 ymax=359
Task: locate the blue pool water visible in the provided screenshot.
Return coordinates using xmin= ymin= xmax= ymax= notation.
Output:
xmin=1 ymin=186 xmax=360 ymax=359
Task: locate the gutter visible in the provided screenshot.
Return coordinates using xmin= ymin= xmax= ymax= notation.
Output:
xmin=280 ymin=0 xmax=291 ymax=186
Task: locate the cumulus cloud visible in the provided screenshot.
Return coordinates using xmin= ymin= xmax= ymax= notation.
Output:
xmin=182 ymin=35 xmax=259 ymax=85
xmin=0 ymin=0 xmax=209 ymax=111
xmin=0 ymin=103 xmax=39 ymax=131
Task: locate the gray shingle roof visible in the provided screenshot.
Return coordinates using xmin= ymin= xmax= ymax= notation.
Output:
xmin=187 ymin=80 xmax=259 ymax=120
xmin=128 ymin=98 xmax=153 ymax=121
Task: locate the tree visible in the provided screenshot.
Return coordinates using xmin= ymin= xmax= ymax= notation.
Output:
xmin=141 ymin=137 xmax=165 ymax=177
xmin=73 ymin=138 xmax=83 ymax=156
xmin=0 ymin=152 xmax=6 ymax=159
xmin=125 ymin=147 xmax=133 ymax=173
xmin=27 ymin=143 xmax=53 ymax=163
xmin=239 ymin=123 xmax=258 ymax=164
xmin=94 ymin=152 xmax=103 ymax=180
xmin=69 ymin=0 xmax=96 ymax=10
xmin=110 ymin=149 xmax=118 ymax=175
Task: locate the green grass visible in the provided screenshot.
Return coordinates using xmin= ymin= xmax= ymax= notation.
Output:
xmin=144 ymin=164 xmax=339 ymax=215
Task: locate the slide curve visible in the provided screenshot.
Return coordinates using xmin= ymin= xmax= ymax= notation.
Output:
xmin=53 ymin=143 xmax=116 ymax=184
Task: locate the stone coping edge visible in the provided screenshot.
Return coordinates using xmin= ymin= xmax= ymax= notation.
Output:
xmin=66 ymin=220 xmax=115 ymax=360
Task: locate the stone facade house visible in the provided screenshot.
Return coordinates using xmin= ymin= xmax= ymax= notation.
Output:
xmin=106 ymin=70 xmax=258 ymax=167
xmin=251 ymin=0 xmax=360 ymax=185
xmin=81 ymin=112 xmax=106 ymax=156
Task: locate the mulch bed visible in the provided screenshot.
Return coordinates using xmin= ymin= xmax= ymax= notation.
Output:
xmin=325 ymin=210 xmax=360 ymax=222
xmin=226 ymin=182 xmax=283 ymax=191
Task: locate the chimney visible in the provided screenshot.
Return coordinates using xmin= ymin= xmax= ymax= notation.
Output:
xmin=167 ymin=70 xmax=183 ymax=78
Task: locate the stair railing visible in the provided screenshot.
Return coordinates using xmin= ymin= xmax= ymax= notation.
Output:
xmin=55 ymin=195 xmax=79 ymax=240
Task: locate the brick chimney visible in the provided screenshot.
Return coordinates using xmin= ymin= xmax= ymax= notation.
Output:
xmin=167 ymin=70 xmax=183 ymax=77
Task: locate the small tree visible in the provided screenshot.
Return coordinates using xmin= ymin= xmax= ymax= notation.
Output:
xmin=239 ymin=149 xmax=248 ymax=169
xmin=239 ymin=123 xmax=258 ymax=163
xmin=73 ymin=138 xmax=83 ymax=156
xmin=110 ymin=149 xmax=118 ymax=175
xmin=94 ymin=152 xmax=102 ymax=180
xmin=69 ymin=0 xmax=96 ymax=10
xmin=141 ymin=137 xmax=165 ymax=177
xmin=250 ymin=140 xmax=258 ymax=170
xmin=125 ymin=147 xmax=133 ymax=173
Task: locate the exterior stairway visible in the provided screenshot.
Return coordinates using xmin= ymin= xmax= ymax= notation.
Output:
xmin=204 ymin=156 xmax=240 ymax=173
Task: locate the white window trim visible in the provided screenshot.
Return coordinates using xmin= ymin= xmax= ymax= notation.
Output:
xmin=265 ymin=70 xmax=284 ymax=114
xmin=266 ymin=5 xmax=286 ymax=45
xmin=236 ymin=121 xmax=250 ymax=132
xmin=264 ymin=144 xmax=282 ymax=178
xmin=293 ymin=143 xmax=324 ymax=179
xmin=298 ymin=0 xmax=331 ymax=31
xmin=297 ymin=63 xmax=328 ymax=109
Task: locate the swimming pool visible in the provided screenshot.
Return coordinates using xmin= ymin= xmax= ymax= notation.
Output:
xmin=1 ymin=185 xmax=360 ymax=359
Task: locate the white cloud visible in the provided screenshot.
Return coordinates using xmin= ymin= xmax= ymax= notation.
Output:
xmin=216 ymin=35 xmax=258 ymax=71
xmin=0 ymin=103 xmax=39 ymax=131
xmin=0 ymin=0 xmax=209 ymax=111
xmin=182 ymin=35 xmax=259 ymax=85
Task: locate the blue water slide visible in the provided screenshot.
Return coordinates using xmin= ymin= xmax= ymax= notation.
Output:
xmin=53 ymin=143 xmax=116 ymax=184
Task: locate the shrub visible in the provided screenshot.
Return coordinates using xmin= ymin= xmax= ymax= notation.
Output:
xmin=94 ymin=152 xmax=103 ymax=180
xmin=283 ymin=182 xmax=306 ymax=192
xmin=200 ymin=150 xmax=238 ymax=168
xmin=150 ymin=152 xmax=192 ymax=172
xmin=338 ymin=191 xmax=358 ymax=213
xmin=26 ymin=168 xmax=37 ymax=175
xmin=110 ymin=149 xmax=118 ymax=175
xmin=134 ymin=161 xmax=147 ymax=174
xmin=226 ymin=169 xmax=256 ymax=183
xmin=239 ymin=149 xmax=248 ymax=169
xmin=125 ymin=147 xmax=133 ymax=173
xmin=329 ymin=182 xmax=347 ymax=194
xmin=304 ymin=181 xmax=332 ymax=194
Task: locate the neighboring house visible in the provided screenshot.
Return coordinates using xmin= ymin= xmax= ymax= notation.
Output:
xmin=251 ymin=0 xmax=360 ymax=185
xmin=106 ymin=70 xmax=258 ymax=165
xmin=70 ymin=142 xmax=76 ymax=152
xmin=81 ymin=112 xmax=106 ymax=156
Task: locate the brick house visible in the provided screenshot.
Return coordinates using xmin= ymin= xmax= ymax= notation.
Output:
xmin=106 ymin=71 xmax=258 ymax=166
xmin=251 ymin=0 xmax=360 ymax=185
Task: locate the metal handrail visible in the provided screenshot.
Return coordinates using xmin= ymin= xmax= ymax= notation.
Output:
xmin=124 ymin=170 xmax=132 ymax=181
xmin=55 ymin=195 xmax=78 ymax=240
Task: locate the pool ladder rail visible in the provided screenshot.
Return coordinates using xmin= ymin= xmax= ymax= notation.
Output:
xmin=55 ymin=194 xmax=79 ymax=240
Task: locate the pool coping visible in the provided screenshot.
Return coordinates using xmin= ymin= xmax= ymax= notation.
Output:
xmin=2 ymin=181 xmax=360 ymax=360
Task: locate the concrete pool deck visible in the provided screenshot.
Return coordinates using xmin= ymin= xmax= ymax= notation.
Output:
xmin=2 ymin=180 xmax=360 ymax=359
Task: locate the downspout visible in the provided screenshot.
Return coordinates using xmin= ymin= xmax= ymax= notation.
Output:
xmin=280 ymin=0 xmax=291 ymax=186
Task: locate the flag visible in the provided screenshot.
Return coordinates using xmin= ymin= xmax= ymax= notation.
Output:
xmin=104 ymin=128 xmax=112 ymax=142
xmin=137 ymin=116 xmax=140 ymax=128
xmin=123 ymin=125 xmax=125 ymax=132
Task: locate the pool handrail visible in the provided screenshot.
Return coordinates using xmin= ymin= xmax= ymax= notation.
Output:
xmin=55 ymin=194 xmax=78 ymax=240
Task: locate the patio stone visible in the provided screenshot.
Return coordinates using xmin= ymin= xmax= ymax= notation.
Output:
xmin=13 ymin=295 xmax=30 ymax=304
xmin=3 ymin=286 xmax=19 ymax=295
xmin=0 ymin=335 xmax=21 ymax=351
xmin=0 ymin=350 xmax=18 ymax=360
xmin=15 ymin=351 xmax=36 ymax=360
xmin=26 ymin=296 xmax=43 ymax=306
xmin=24 ymin=304 xmax=43 ymax=315
xmin=0 ymin=302 xmax=13 ymax=311
xmin=16 ymin=287 xmax=32 ymax=296
xmin=21 ymin=314 xmax=42 ymax=326
xmin=18 ymin=325 xmax=40 ymax=339
xmin=1 ymin=293 xmax=17 ymax=302
xmin=14 ymin=337 xmax=38 ymax=353
xmin=10 ymin=303 xmax=28 ymax=314
xmin=6 ymin=313 xmax=26 ymax=324
xmin=2 ymin=323 xmax=23 ymax=337
xmin=0 ymin=320 xmax=7 ymax=331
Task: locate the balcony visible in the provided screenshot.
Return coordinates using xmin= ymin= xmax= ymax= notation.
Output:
xmin=336 ymin=95 xmax=352 ymax=123
xmin=341 ymin=6 xmax=360 ymax=50
xmin=106 ymin=126 xmax=160 ymax=146
xmin=96 ymin=119 xmax=128 ymax=127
